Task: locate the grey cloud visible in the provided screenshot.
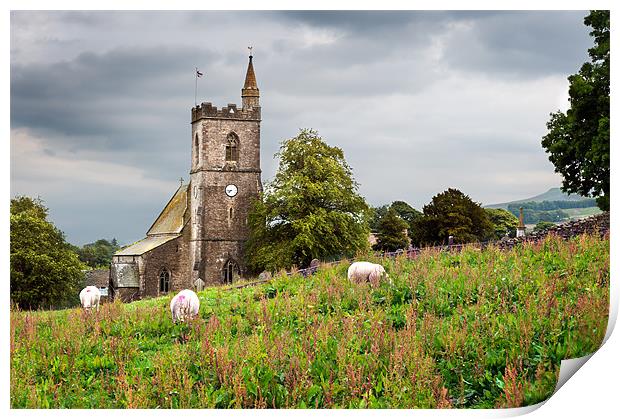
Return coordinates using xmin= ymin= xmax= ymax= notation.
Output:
xmin=10 ymin=10 xmax=591 ymax=245
xmin=439 ymin=11 xmax=591 ymax=78
xmin=11 ymin=46 xmax=220 ymax=150
xmin=280 ymin=10 xmax=590 ymax=79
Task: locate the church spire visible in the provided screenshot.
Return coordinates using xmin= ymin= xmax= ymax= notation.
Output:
xmin=242 ymin=48 xmax=259 ymax=109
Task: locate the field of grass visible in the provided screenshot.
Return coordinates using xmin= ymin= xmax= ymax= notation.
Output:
xmin=10 ymin=233 xmax=609 ymax=409
xmin=564 ymin=207 xmax=603 ymax=220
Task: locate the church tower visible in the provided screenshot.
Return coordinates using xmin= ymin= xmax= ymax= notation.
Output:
xmin=189 ymin=54 xmax=262 ymax=285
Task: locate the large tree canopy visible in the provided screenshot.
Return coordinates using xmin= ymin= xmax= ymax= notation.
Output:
xmin=246 ymin=129 xmax=370 ymax=272
xmin=413 ymin=188 xmax=495 ymax=246
xmin=11 ymin=196 xmax=85 ymax=309
xmin=541 ymin=10 xmax=610 ymax=210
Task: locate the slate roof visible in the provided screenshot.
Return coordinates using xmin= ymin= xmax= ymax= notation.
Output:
xmin=147 ymin=184 xmax=189 ymax=235
xmin=114 ymin=235 xmax=180 ymax=256
xmin=84 ymin=269 xmax=110 ymax=288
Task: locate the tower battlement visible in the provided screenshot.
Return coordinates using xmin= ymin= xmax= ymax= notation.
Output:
xmin=191 ymin=102 xmax=261 ymax=123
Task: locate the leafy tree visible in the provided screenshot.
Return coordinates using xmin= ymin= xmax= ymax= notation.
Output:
xmin=485 ymin=208 xmax=519 ymax=239
xmin=390 ymin=200 xmax=423 ymax=244
xmin=10 ymin=196 xmax=85 ymax=309
xmin=10 ymin=195 xmax=48 ymax=219
xmin=370 ymin=201 xmax=422 ymax=234
xmin=541 ymin=10 xmax=609 ymax=210
xmin=77 ymin=238 xmax=121 ymax=268
xmin=413 ymin=188 xmax=495 ymax=246
xmin=390 ymin=200 xmax=423 ymax=224
xmin=369 ymin=205 xmax=389 ymax=232
xmin=246 ymin=129 xmax=370 ymax=272
xmin=534 ymin=221 xmax=556 ymax=233
xmin=373 ymin=207 xmax=410 ymax=252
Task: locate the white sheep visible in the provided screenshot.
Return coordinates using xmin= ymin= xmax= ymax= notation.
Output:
xmin=79 ymin=286 xmax=101 ymax=312
xmin=170 ymin=289 xmax=200 ymax=323
xmin=347 ymin=261 xmax=391 ymax=287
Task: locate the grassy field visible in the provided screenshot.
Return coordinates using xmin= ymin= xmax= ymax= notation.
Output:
xmin=10 ymin=233 xmax=609 ymax=409
xmin=564 ymin=207 xmax=603 ymax=220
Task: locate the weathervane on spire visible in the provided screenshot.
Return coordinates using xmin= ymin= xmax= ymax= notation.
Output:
xmin=248 ymin=46 xmax=253 ymax=57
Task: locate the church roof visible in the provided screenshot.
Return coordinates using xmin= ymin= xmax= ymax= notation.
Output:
xmin=146 ymin=184 xmax=189 ymax=235
xmin=113 ymin=184 xmax=188 ymax=257
xmin=114 ymin=234 xmax=180 ymax=256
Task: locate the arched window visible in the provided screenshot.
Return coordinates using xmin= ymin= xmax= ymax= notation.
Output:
xmin=222 ymin=259 xmax=239 ymax=284
xmin=225 ymin=132 xmax=239 ymax=162
xmin=159 ymin=268 xmax=170 ymax=293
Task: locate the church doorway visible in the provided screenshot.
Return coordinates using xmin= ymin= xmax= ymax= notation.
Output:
xmin=222 ymin=259 xmax=240 ymax=284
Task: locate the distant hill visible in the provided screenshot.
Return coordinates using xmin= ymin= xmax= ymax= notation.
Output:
xmin=485 ymin=188 xmax=587 ymax=210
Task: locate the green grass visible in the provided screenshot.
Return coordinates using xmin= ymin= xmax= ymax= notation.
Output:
xmin=10 ymin=233 xmax=609 ymax=408
xmin=564 ymin=207 xmax=603 ymax=219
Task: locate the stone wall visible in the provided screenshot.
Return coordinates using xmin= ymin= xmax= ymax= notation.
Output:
xmin=192 ymin=110 xmax=260 ymax=173
xmin=202 ymin=239 xmax=245 ymax=285
xmin=142 ymin=227 xmax=192 ymax=298
xmin=113 ymin=287 xmax=140 ymax=302
xmin=189 ymin=100 xmax=262 ymax=287
xmin=191 ymin=102 xmax=260 ymax=124
xmin=496 ymin=212 xmax=609 ymax=250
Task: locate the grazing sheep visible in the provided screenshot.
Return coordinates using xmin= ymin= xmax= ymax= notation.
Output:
xmin=79 ymin=286 xmax=101 ymax=312
xmin=347 ymin=261 xmax=391 ymax=286
xmin=170 ymin=289 xmax=200 ymax=323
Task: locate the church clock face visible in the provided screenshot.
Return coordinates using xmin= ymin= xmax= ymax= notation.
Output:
xmin=225 ymin=184 xmax=238 ymax=197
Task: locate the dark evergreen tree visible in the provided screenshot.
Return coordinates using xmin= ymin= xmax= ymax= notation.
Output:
xmin=373 ymin=207 xmax=410 ymax=252
xmin=413 ymin=188 xmax=495 ymax=246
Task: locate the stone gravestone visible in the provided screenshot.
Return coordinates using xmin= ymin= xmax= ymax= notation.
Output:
xmin=258 ymin=271 xmax=272 ymax=282
xmin=309 ymin=258 xmax=320 ymax=275
xmin=193 ymin=277 xmax=205 ymax=292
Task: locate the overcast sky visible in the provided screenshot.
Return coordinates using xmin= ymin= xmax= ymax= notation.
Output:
xmin=10 ymin=10 xmax=593 ymax=245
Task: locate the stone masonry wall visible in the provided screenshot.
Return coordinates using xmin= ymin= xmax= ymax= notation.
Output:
xmin=189 ymin=102 xmax=262 ymax=288
xmin=203 ymin=240 xmax=246 ymax=285
xmin=194 ymin=116 xmax=260 ymax=173
xmin=142 ymin=227 xmax=192 ymax=298
xmin=114 ymin=287 xmax=140 ymax=302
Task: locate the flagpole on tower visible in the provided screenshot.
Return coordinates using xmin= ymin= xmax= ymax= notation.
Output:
xmin=195 ymin=67 xmax=204 ymax=106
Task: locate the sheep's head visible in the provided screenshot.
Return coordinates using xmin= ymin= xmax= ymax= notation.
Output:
xmin=368 ymin=265 xmax=391 ymax=286
xmin=174 ymin=295 xmax=190 ymax=323
xmin=177 ymin=306 xmax=189 ymax=322
xmin=379 ymin=266 xmax=392 ymax=284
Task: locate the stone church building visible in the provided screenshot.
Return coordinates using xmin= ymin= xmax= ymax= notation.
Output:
xmin=110 ymin=55 xmax=262 ymax=300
